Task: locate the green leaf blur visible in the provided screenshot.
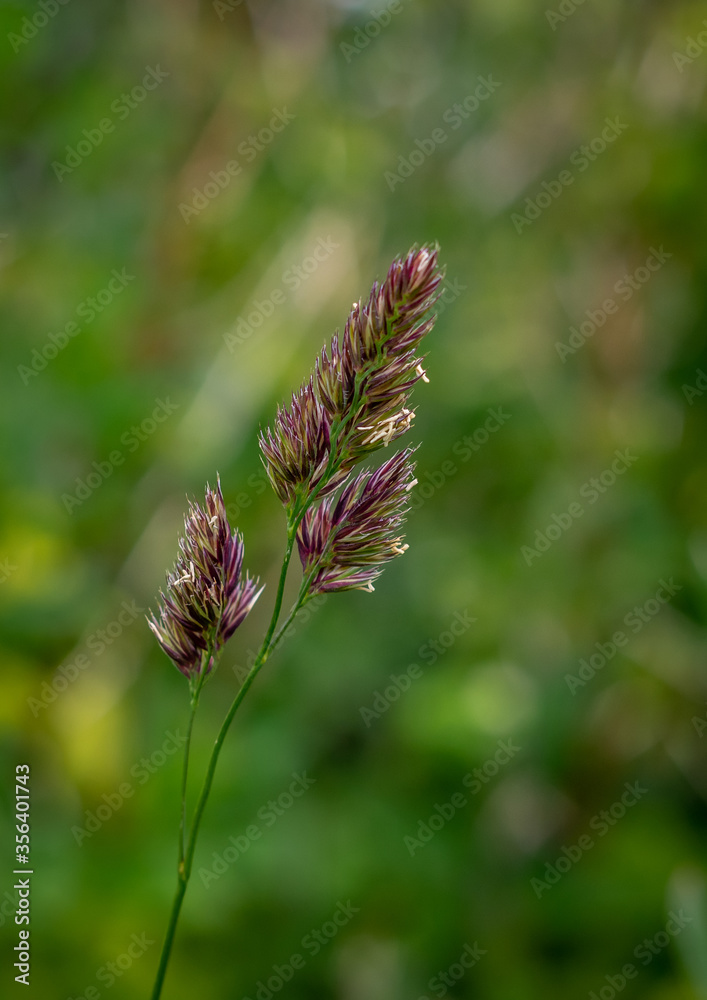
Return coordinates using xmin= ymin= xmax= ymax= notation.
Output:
xmin=1 ymin=2 xmax=706 ymax=998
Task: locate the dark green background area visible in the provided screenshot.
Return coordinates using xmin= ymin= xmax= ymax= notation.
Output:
xmin=1 ymin=1 xmax=706 ymax=998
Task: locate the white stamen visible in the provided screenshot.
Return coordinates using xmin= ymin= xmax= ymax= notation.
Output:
xmin=361 ymin=409 xmax=415 ymax=447
xmin=417 ymin=364 xmax=430 ymax=383
xmin=173 ymin=561 xmax=196 ymax=586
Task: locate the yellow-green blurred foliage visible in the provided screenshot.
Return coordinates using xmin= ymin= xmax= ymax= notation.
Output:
xmin=1 ymin=1 xmax=707 ymax=998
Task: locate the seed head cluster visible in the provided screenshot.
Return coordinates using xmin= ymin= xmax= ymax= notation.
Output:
xmin=260 ymin=246 xmax=442 ymax=509
xmin=148 ymin=480 xmax=262 ymax=679
xmin=259 ymin=245 xmax=442 ymax=592
xmin=150 ymin=246 xmax=442 ymax=677
xmin=296 ymin=448 xmax=418 ymax=594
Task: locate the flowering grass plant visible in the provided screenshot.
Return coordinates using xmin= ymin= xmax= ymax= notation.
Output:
xmin=148 ymin=245 xmax=443 ymax=998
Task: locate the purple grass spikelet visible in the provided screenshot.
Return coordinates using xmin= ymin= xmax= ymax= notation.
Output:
xmin=315 ymin=245 xmax=443 ymax=465
xmin=148 ymin=478 xmax=263 ymax=682
xmin=258 ymin=380 xmax=348 ymax=509
xmin=296 ymin=448 xmax=418 ymax=595
xmin=260 ymin=246 xmax=442 ymax=510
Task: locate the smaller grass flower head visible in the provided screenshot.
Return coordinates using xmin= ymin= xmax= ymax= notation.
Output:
xmin=148 ymin=478 xmax=263 ymax=685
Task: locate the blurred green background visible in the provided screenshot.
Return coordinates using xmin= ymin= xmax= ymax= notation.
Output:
xmin=2 ymin=1 xmax=707 ymax=998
